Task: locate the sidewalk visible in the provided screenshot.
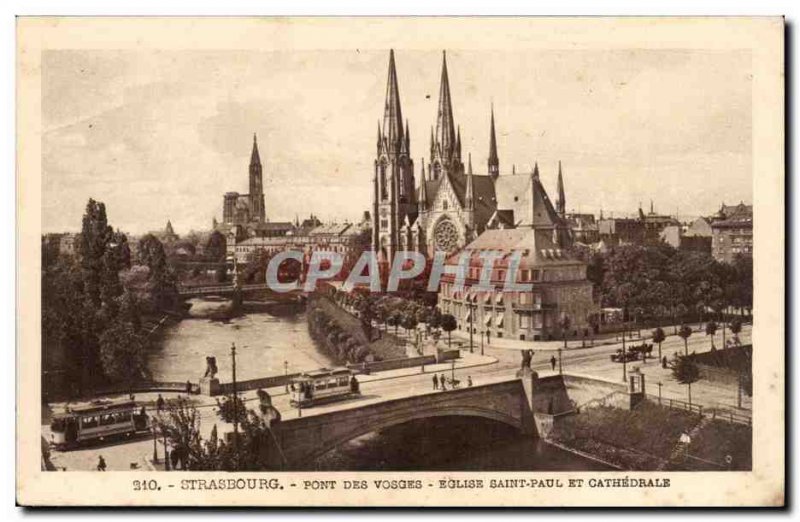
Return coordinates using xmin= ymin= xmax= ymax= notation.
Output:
xmin=449 ymin=321 xmax=751 ymax=352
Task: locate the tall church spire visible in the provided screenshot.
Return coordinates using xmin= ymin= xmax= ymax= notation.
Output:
xmin=250 ymin=133 xmax=261 ymax=166
xmin=382 ymin=49 xmax=404 ymax=153
xmin=418 ymin=159 xmax=428 ymax=210
xmin=248 ymin=133 xmax=265 ymax=222
xmin=465 ymin=153 xmax=474 ymax=210
xmin=556 ymin=160 xmax=566 ymax=217
xmin=435 ymin=51 xmax=456 ymax=160
xmin=488 ymin=104 xmax=499 ymax=180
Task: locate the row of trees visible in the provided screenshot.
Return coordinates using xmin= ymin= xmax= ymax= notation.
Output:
xmin=576 ymin=244 xmax=752 ymax=347
xmin=307 ymin=298 xmax=372 ymax=364
xmin=332 ymin=289 xmax=457 ymax=347
xmin=42 ymin=199 xmax=180 ymax=396
xmin=583 ymin=244 xmax=752 ymax=325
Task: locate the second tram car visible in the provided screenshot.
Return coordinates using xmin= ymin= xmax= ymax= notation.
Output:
xmin=289 ymin=368 xmax=360 ymax=407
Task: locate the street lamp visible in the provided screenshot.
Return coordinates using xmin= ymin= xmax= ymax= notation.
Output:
xmin=558 ymin=347 xmax=563 ymax=375
xmin=284 ymin=360 xmax=289 ymax=393
xmin=451 ymin=359 xmax=456 ymax=383
xmin=467 ymin=300 xmax=475 ymax=353
xmin=151 ymin=417 xmax=158 ymax=464
xmin=163 ymin=431 xmax=170 ymax=471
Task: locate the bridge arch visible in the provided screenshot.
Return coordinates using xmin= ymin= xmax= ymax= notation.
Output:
xmin=295 ymin=404 xmax=523 ymax=466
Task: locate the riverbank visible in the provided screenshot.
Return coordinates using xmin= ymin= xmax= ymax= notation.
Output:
xmin=548 ymin=400 xmax=752 ymax=471
xmin=308 ymin=295 xmax=406 ymax=364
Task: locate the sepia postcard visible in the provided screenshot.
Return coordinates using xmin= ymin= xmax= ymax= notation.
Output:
xmin=16 ymin=16 xmax=784 ymax=507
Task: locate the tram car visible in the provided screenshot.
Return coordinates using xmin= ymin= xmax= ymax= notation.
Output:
xmin=289 ymin=368 xmax=360 ymax=408
xmin=49 ymin=399 xmax=149 ymax=450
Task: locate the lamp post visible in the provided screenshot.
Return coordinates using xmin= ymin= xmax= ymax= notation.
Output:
xmin=451 ymin=359 xmax=456 ymax=382
xmin=163 ymin=432 xmax=170 ymax=471
xmin=151 ymin=417 xmax=158 ymax=464
xmin=621 ymin=309 xmax=628 ymax=383
xmin=230 ymin=342 xmax=239 ymax=471
xmin=558 ymin=347 xmax=563 ymax=375
xmin=467 ymin=300 xmax=475 ymax=353
xmin=284 ymin=360 xmax=289 ymax=393
xmin=657 ymin=382 xmax=663 ymax=405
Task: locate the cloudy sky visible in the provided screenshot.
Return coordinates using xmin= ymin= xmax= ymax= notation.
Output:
xmin=42 ymin=48 xmax=752 ymax=234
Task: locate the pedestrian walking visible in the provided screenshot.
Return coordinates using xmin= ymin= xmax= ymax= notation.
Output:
xmin=186 ymin=380 xmax=192 ymax=394
xmin=156 ymin=394 xmax=165 ymax=413
xmin=97 ymin=455 xmax=107 ymax=472
xmin=662 ymin=356 xmax=668 ymax=369
xmin=440 ymin=375 xmax=447 ymax=391
xmin=432 ymin=374 xmax=439 ymax=390
xmin=467 ymin=376 xmax=473 ymax=387
xmin=550 ymin=355 xmax=557 ymax=371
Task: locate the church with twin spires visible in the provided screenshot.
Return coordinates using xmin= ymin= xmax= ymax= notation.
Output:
xmin=371 ymin=50 xmax=573 ymax=262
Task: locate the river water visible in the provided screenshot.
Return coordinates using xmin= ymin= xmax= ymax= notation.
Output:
xmin=150 ymin=299 xmax=609 ymax=471
xmin=148 ymin=301 xmax=333 ymax=383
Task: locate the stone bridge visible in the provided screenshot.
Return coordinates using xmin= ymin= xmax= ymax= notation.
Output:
xmin=269 ymin=371 xmax=642 ymax=468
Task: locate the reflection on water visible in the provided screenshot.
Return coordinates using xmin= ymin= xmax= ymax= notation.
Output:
xmin=310 ymin=416 xmax=613 ymax=471
xmin=148 ymin=301 xmax=333 ymax=382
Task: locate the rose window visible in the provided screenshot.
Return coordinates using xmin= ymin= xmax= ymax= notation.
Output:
xmin=434 ymin=219 xmax=459 ymax=252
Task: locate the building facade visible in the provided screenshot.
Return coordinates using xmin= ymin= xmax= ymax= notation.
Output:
xmin=437 ymin=228 xmax=595 ymax=342
xmin=230 ymin=222 xmax=369 ymax=278
xmin=711 ymin=202 xmax=753 ymax=263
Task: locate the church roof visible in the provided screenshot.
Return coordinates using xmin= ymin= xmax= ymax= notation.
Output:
xmin=416 ymin=171 xmax=498 ymax=228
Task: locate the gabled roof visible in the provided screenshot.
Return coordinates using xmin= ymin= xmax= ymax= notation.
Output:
xmin=417 ymin=171 xmax=498 ymax=229
xmin=448 ymin=228 xmax=581 ymax=268
xmin=494 ymin=173 xmax=563 ymax=228
xmin=486 ymin=209 xmax=515 ymax=229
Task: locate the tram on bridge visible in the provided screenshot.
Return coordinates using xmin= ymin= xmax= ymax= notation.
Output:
xmin=289 ymin=368 xmax=360 ymax=408
xmin=49 ymin=399 xmax=149 ymax=450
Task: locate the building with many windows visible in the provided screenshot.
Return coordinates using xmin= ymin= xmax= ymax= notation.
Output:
xmin=711 ymin=202 xmax=753 ymax=263
xmin=437 ymin=228 xmax=595 ymax=342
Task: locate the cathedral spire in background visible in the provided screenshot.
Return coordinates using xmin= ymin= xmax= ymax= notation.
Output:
xmin=250 ymin=133 xmax=261 ymax=166
xmin=488 ymin=104 xmax=499 ymax=180
xmin=418 ymin=159 xmax=428 ymax=209
xmin=556 ymin=160 xmax=566 ymax=217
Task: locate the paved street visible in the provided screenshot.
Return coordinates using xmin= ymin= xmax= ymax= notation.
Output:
xmin=44 ymin=323 xmax=751 ymax=471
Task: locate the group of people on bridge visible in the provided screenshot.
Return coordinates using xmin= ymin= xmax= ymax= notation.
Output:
xmin=432 ymin=373 xmax=472 ymax=391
